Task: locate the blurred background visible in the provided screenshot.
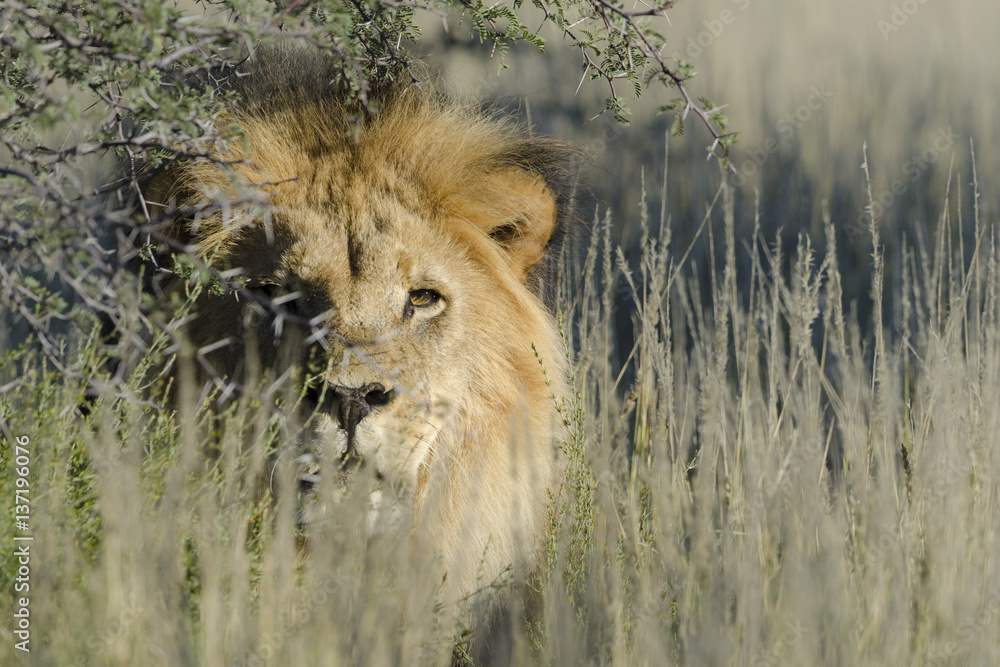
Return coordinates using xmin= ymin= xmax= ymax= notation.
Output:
xmin=3 ymin=5 xmax=997 ymax=664
xmin=417 ymin=0 xmax=996 ymax=339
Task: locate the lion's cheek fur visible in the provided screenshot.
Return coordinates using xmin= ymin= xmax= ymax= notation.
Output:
xmin=402 ymin=292 xmax=568 ymax=606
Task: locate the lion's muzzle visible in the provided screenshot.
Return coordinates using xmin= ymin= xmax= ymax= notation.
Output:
xmin=307 ymin=381 xmax=394 ymax=448
xmin=331 ymin=382 xmax=395 ymax=451
xmin=298 ymin=381 xmax=395 ymax=496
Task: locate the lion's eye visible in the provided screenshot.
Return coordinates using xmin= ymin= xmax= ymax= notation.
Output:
xmin=409 ymin=289 xmax=442 ymax=308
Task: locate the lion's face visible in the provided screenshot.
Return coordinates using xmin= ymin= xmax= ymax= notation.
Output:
xmin=237 ymin=189 xmax=487 ymax=500
xmin=146 ymin=66 xmax=575 ymax=605
xmin=172 ymin=140 xmax=568 ymax=511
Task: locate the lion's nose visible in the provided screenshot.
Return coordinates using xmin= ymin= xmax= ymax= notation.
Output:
xmin=331 ymin=383 xmax=394 ymax=444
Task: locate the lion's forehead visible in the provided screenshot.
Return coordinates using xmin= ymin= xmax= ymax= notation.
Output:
xmin=274 ymin=191 xmax=439 ymax=278
xmin=240 ymin=140 xmax=484 ymax=289
xmin=269 ymin=155 xmax=432 ymax=223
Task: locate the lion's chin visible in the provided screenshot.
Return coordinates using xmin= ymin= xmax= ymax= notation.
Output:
xmin=365 ymin=487 xmax=407 ymax=535
xmin=295 ymin=453 xmax=405 ymax=537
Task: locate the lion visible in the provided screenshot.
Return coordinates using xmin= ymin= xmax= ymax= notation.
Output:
xmin=132 ymin=46 xmax=577 ymax=649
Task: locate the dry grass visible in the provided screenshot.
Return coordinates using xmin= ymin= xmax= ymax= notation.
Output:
xmin=2 ymin=151 xmax=999 ymax=664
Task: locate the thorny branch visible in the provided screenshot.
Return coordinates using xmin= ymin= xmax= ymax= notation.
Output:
xmin=578 ymin=0 xmax=734 ymax=164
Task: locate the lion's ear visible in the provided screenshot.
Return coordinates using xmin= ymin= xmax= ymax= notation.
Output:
xmin=487 ymin=170 xmax=559 ymax=281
